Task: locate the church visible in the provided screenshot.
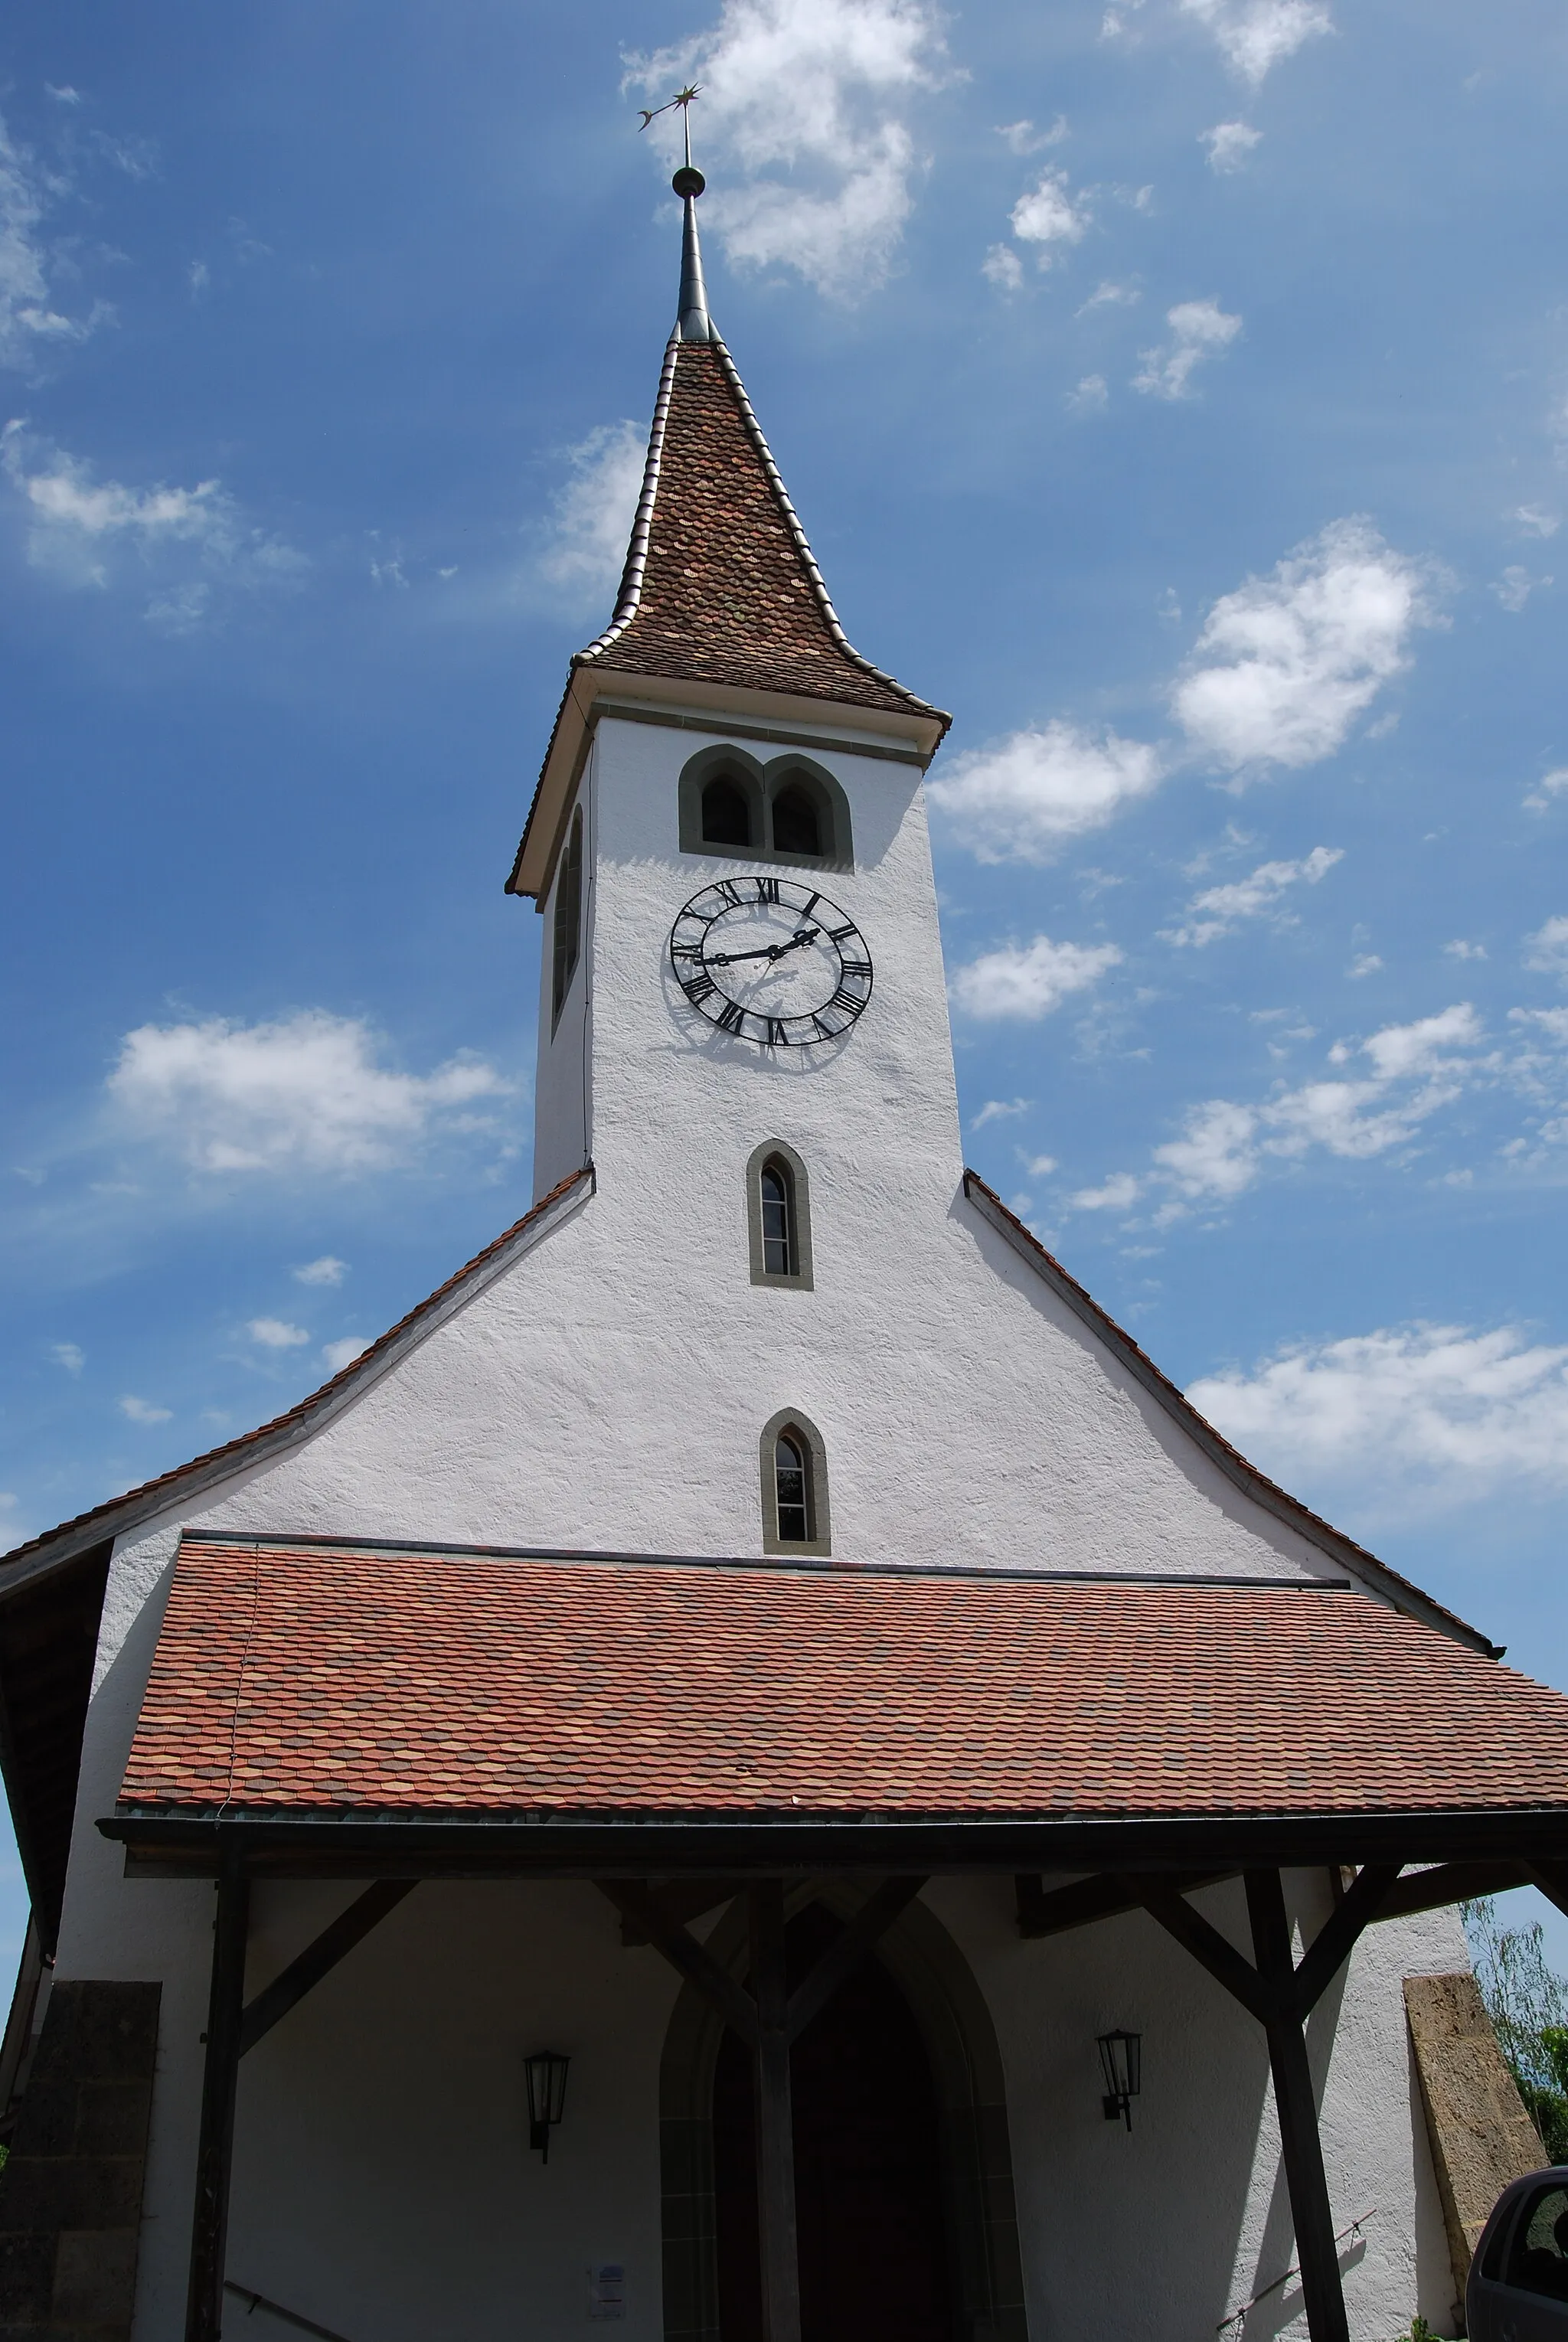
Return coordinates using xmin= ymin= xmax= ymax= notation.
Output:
xmin=2 ymin=151 xmax=1568 ymax=2342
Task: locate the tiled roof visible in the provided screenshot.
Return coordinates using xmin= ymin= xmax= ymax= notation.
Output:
xmin=118 ymin=1538 xmax=1568 ymax=1822
xmin=0 ymin=1169 xmax=593 ymax=1576
xmin=575 ymin=332 xmax=942 ymax=720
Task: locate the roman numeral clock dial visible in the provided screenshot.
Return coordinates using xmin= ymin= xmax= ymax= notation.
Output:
xmin=668 ymin=878 xmax=874 ymax=1048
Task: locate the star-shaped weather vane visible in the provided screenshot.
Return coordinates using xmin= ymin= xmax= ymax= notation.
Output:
xmin=639 ymin=83 xmax=703 ymax=177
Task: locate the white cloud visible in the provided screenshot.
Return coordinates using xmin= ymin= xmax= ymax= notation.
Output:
xmin=0 ymin=118 xmax=107 ymax=371
xmin=1443 ymin=939 xmax=1487 ymax=962
xmin=628 ymin=0 xmax=949 ymax=299
xmin=1161 ymin=844 xmax=1341 ymax=947
xmin=970 ymin=1097 xmax=1031 ymax=1130
xmin=322 ymin=1336 xmax=371 ymax=1374
xmin=1524 ymin=769 xmax=1568 ymax=813
xmin=997 ymin=118 xmax=1067 ymax=154
xmin=1201 ymin=121 xmax=1262 ymax=171
xmin=1070 ymin=1171 xmax=1142 ymax=1210
xmin=1493 ymin=565 xmax=1550 ymax=612
xmin=1021 ymin=1151 xmax=1059 ymax=1176
xmin=1153 ymin=1099 xmax=1259 ymax=1200
xmin=1076 ymin=279 xmax=1141 ymax=315
xmin=538 ymin=421 xmax=645 ymax=608
xmin=44 ymin=86 xmax=82 ymax=105
xmin=1177 ymin=0 xmax=1332 ymax=85
xmin=248 ymin=1317 xmax=309 ymax=1349
xmin=1133 ymin=297 xmax=1241 ymax=400
xmin=106 ymin=1010 xmax=508 ymax=1176
xmin=1187 ymin=1324 xmax=1568 ymax=1506
xmin=119 ymin=1394 xmax=172 ymax=1425
xmin=51 ymin=1341 xmax=83 ymax=1374
xmin=982 ymin=244 xmax=1024 ymax=293
xmin=950 ymin=936 xmax=1122 ymax=1021
xmin=1111 ymin=1004 xmax=1487 ymax=1213
xmin=294 ymin=1256 xmax=348 ymax=1287
xmin=1065 ymin=373 xmax=1109 ymax=414
xmin=1172 ymin=518 xmax=1442 ymax=773
xmin=1347 ymin=954 xmax=1383 ymax=978
xmin=1008 ymin=168 xmax=1090 ymax=266
xmin=1525 ymin=917 xmax=1568 ymax=978
xmin=1515 ymin=506 xmax=1560 ymax=539
xmin=2 ymin=421 xmax=305 ymax=614
xmin=928 ymin=720 xmax=1165 ymax=862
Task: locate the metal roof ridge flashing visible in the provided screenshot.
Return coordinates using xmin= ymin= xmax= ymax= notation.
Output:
xmin=171 ymin=1529 xmax=1355 ymax=1592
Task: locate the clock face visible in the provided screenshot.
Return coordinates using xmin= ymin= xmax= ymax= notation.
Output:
xmin=668 ymin=876 xmax=874 ymax=1048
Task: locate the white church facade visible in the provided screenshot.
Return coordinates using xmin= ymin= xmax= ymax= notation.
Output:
xmin=1 ymin=158 xmax=1566 ymax=2342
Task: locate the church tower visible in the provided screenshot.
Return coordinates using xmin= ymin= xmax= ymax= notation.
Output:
xmin=508 ymin=158 xmax=953 ymax=1235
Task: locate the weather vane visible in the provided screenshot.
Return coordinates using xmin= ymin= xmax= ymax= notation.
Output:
xmin=639 ymin=84 xmax=703 ymax=178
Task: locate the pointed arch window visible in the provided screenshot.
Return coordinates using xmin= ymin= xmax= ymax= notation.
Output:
xmin=701 ymin=775 xmax=753 ymax=848
xmin=550 ymin=807 xmax=584 ymax=1033
xmin=760 ymin=1409 xmax=830 ymax=1556
xmin=769 ymin=782 xmax=822 ymax=858
xmin=746 ymin=1142 xmax=813 ymax=1288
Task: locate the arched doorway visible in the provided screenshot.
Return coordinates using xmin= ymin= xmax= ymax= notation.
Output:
xmin=658 ymin=1883 xmax=1028 ymax=2342
xmin=712 ymin=1902 xmax=951 ymax=2341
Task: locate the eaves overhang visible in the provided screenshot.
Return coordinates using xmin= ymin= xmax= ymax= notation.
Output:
xmin=506 ymin=665 xmax=949 ymax=904
xmin=101 ymin=1805 xmax=1568 ymax=1883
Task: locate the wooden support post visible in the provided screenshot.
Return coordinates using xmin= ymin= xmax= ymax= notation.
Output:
xmin=749 ymin=1883 xmax=802 ymax=2342
xmin=186 ymin=1841 xmax=250 ymax=2342
xmin=1246 ymin=1870 xmax=1350 ymax=2342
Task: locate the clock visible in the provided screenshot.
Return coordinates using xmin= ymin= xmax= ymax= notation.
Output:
xmin=668 ymin=876 xmax=874 ymax=1048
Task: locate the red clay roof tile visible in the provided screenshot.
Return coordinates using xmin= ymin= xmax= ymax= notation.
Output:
xmin=117 ymin=1537 xmax=1568 ymax=1822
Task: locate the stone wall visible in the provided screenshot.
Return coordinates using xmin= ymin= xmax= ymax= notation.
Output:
xmin=0 ymin=1981 xmax=161 ymax=2341
xmin=1404 ymin=1971 xmax=1544 ymax=2314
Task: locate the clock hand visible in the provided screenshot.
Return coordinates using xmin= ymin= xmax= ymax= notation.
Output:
xmin=707 ymin=928 xmax=821 ymax=968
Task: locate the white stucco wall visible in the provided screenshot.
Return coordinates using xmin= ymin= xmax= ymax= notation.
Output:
xmin=43 ymin=700 xmax=1483 ymax=2337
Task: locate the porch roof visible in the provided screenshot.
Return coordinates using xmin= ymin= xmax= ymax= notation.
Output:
xmin=110 ymin=1537 xmax=1568 ymax=1860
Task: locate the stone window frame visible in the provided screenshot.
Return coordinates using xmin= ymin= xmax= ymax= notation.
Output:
xmin=746 ymin=1140 xmax=814 ymax=1291
xmin=759 ymin=1406 xmax=831 ymax=1558
xmin=677 ymin=743 xmax=853 ymax=871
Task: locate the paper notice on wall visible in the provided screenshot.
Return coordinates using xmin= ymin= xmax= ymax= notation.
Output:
xmin=588 ymin=2264 xmax=626 ymax=2321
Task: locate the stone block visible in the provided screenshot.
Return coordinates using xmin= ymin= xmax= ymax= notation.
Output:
xmin=52 ymin=2228 xmax=139 ymax=2327
xmin=1405 ymin=1971 xmax=1547 ymax=2298
xmin=0 ymin=2229 xmax=57 ymax=2321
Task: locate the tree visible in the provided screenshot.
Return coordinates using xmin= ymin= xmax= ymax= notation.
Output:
xmin=1463 ymin=1897 xmax=1568 ymax=2163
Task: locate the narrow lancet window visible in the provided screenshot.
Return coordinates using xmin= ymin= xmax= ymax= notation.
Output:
xmin=769 ymin=783 xmax=822 ymax=858
xmin=760 ymin=1159 xmax=795 ymax=1278
xmin=550 ymin=808 xmax=583 ymax=1031
xmin=701 ymin=776 xmax=752 ymax=848
xmin=774 ymin=1431 xmax=811 ymax=1543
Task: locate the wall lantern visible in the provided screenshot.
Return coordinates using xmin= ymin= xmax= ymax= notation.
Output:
xmin=524 ymin=2050 xmax=570 ymax=2163
xmin=1096 ymin=2029 xmax=1142 ymax=2131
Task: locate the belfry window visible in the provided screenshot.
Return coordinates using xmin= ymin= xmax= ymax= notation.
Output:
xmin=760 ymin=1408 xmax=830 ymax=1555
xmin=769 ymin=783 xmax=822 ymax=858
xmin=774 ymin=1432 xmax=811 ymax=1543
xmin=701 ymin=776 xmax=753 ymax=848
xmin=746 ymin=1141 xmax=813 ymax=1288
xmin=550 ymin=807 xmax=583 ymax=1032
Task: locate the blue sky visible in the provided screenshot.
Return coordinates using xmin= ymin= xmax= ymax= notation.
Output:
xmin=2 ymin=0 xmax=1567 ymax=1967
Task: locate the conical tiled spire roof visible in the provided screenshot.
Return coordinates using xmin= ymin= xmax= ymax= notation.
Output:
xmin=574 ymin=178 xmax=942 ymax=721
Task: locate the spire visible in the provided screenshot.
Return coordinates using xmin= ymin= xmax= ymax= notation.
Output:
xmin=674 ymin=165 xmax=712 ymax=344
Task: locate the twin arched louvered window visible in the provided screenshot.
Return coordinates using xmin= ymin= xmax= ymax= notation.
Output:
xmin=678 ymin=748 xmax=851 ymax=870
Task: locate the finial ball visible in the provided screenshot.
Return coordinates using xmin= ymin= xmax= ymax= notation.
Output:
xmin=671 ymin=165 xmax=706 ymax=199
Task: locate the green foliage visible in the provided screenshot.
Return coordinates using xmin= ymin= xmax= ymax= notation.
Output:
xmin=1463 ymin=1898 xmax=1568 ymax=2161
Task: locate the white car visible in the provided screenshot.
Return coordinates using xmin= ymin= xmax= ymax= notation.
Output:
xmin=1470 ymin=2171 xmax=1568 ymax=2341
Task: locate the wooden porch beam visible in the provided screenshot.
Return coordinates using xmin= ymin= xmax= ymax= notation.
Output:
xmin=750 ymin=1883 xmax=802 ymax=2342
xmin=1373 ymin=1858 xmax=1527 ymax=1923
xmin=785 ymin=1876 xmax=926 ymax=2041
xmin=1014 ymin=1869 xmax=1233 ymax=1939
xmin=1246 ymin=1870 xmax=1350 ymax=2342
xmin=185 ymin=1842 xmax=249 ymax=2342
xmin=596 ymin=1881 xmax=760 ymax=2046
xmin=1123 ymin=1877 xmax=1279 ymax=2026
xmin=238 ymin=1880 xmax=416 ymax=2057
xmin=1527 ymin=1860 xmax=1568 ymax=1925
xmin=1289 ymin=1864 xmax=1400 ymax=2017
